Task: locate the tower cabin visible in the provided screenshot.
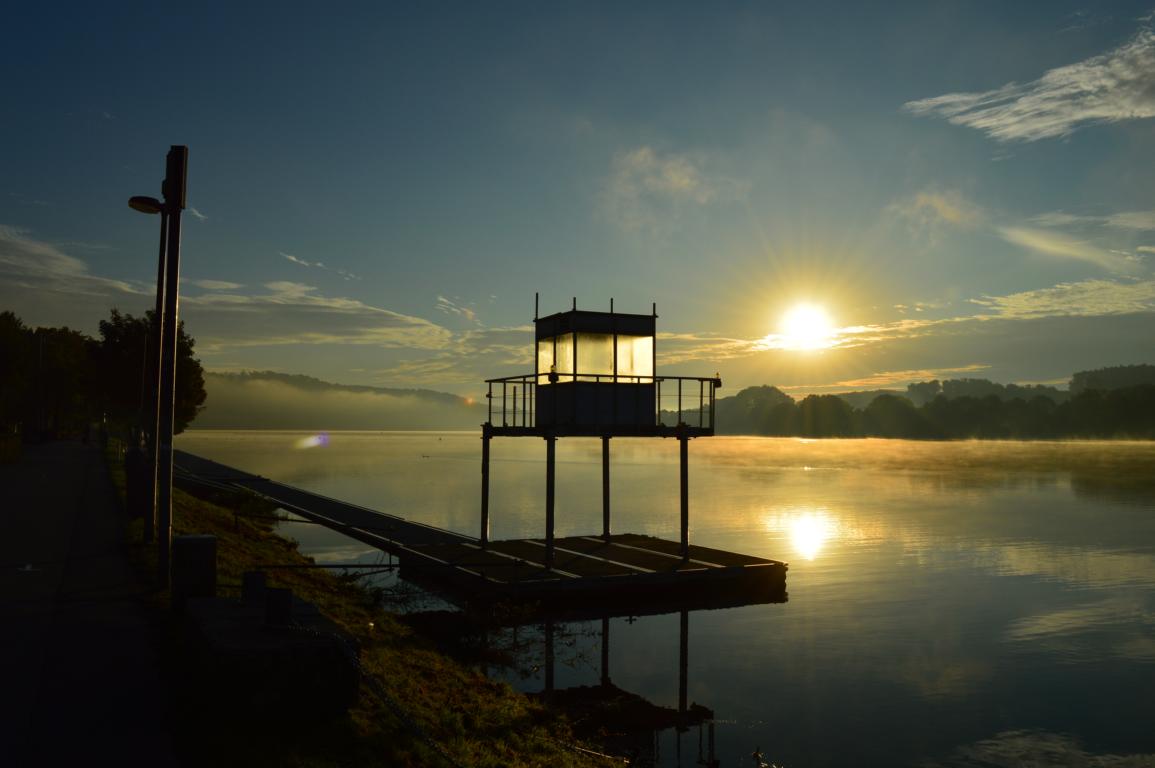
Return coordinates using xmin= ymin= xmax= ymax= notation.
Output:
xmin=481 ymin=297 xmax=722 ymax=567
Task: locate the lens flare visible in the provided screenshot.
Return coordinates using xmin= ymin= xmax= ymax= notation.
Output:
xmin=295 ymin=432 xmax=329 ymax=449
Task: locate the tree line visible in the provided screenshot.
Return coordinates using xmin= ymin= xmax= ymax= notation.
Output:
xmin=0 ymin=309 xmax=206 ymax=440
xmin=713 ymin=377 xmax=1155 ymax=439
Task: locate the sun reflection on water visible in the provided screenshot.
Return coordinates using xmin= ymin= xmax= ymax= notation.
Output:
xmin=763 ymin=508 xmax=839 ymax=560
xmin=790 ymin=512 xmax=835 ymax=560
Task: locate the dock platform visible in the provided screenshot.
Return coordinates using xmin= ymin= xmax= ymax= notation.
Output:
xmin=174 ymin=450 xmax=787 ymax=616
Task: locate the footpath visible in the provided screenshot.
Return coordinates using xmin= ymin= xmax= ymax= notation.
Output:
xmin=0 ymin=440 xmax=177 ymax=766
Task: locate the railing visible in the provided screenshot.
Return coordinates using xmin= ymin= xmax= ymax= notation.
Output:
xmin=484 ymin=373 xmax=722 ymax=432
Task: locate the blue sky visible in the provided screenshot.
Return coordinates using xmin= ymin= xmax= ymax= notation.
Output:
xmin=3 ymin=1 xmax=1155 ymax=397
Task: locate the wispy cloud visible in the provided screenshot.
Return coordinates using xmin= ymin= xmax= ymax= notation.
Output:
xmin=188 ymin=207 xmax=208 ymax=221
xmin=888 ymin=188 xmax=983 ymax=244
xmin=1106 ymin=210 xmax=1155 ymax=230
xmin=1031 ymin=209 xmax=1155 ymax=231
xmin=184 ymin=282 xmax=452 ymax=352
xmin=0 ymin=225 xmax=144 ymax=299
xmin=970 ymin=277 xmax=1155 ymax=319
xmin=370 ymin=326 xmax=534 ymax=386
xmin=603 ymin=146 xmax=746 ymax=233
xmin=436 ymin=295 xmax=479 ymax=324
xmin=998 ymin=226 xmax=1140 ymax=272
xmin=279 ymin=250 xmax=361 ymax=280
xmin=184 ymin=279 xmax=243 ymax=291
xmin=904 ymin=28 xmax=1155 ymax=141
xmin=280 ymin=251 xmax=315 ymax=267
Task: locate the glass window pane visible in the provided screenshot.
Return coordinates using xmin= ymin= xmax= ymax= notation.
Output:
xmin=554 ymin=333 xmax=575 ymax=379
xmin=616 ymin=335 xmax=653 ymax=378
xmin=537 ymin=339 xmax=553 ymax=384
xmin=576 ymin=333 xmax=613 ymax=377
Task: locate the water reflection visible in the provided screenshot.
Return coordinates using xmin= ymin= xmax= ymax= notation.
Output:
xmin=761 ymin=508 xmax=840 ymax=561
xmin=177 ymin=432 xmax=1155 ymax=767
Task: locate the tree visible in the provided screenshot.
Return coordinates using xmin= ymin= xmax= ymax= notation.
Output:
xmin=97 ymin=309 xmax=206 ymax=434
xmin=798 ymin=394 xmax=856 ymax=437
xmin=0 ymin=311 xmax=32 ymax=431
xmin=863 ymin=394 xmax=938 ymax=438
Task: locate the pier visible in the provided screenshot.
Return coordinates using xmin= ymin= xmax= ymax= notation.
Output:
xmin=173 ymin=449 xmax=787 ymax=617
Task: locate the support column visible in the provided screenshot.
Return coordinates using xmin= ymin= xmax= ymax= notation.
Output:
xmin=601 ymin=435 xmax=611 ymax=539
xmin=545 ymin=434 xmax=556 ymax=569
xmin=679 ymin=608 xmax=688 ymax=718
xmin=679 ymin=432 xmax=689 ymax=560
xmin=480 ymin=424 xmax=491 ymax=547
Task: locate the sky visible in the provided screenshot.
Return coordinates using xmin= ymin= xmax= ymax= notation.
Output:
xmin=3 ymin=1 xmax=1155 ymax=398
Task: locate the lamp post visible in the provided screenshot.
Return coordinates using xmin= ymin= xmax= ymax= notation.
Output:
xmin=128 ymin=145 xmax=188 ymax=589
xmin=128 ymin=195 xmax=167 ymax=546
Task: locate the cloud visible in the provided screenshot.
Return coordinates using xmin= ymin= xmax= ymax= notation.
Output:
xmin=970 ymin=278 xmax=1155 ymax=318
xmin=188 ymin=207 xmax=208 ymax=221
xmin=603 ymin=146 xmax=746 ymax=233
xmin=184 ymin=279 xmax=244 ymax=291
xmin=436 ymin=295 xmax=479 ymax=324
xmin=888 ymin=189 xmax=983 ymax=243
xmin=1031 ymin=209 xmax=1155 ymax=231
xmin=0 ymin=225 xmax=144 ymax=300
xmin=904 ymin=28 xmax=1155 ymax=141
xmin=1138 ymin=246 xmax=1155 ymax=254
xmin=279 ymin=251 xmax=361 ymax=280
xmin=280 ymin=251 xmax=314 ymax=267
xmin=1106 ymin=210 xmax=1155 ymax=230
xmin=183 ymin=282 xmax=453 ymax=353
xmin=998 ymin=226 xmax=1139 ymax=272
xmin=372 ymin=326 xmax=535 ymax=386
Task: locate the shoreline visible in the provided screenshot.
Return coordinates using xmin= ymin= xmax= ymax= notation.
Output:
xmin=108 ymin=444 xmax=613 ymax=767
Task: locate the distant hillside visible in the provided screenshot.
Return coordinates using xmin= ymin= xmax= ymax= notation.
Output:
xmin=196 ymin=371 xmax=486 ymax=430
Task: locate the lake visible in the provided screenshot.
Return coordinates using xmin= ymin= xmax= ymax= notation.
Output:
xmin=175 ymin=430 xmax=1155 ymax=767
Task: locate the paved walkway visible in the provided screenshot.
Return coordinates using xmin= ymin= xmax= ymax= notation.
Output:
xmin=0 ymin=441 xmax=176 ymax=765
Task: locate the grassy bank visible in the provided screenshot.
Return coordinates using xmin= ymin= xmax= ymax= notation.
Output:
xmin=109 ymin=450 xmax=612 ymax=767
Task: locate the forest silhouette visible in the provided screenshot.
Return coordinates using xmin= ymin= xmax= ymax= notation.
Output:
xmin=0 ymin=310 xmax=205 ymax=439
xmin=711 ymin=367 xmax=1155 ymax=439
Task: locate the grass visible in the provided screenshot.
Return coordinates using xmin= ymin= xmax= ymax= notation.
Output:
xmin=108 ymin=446 xmax=615 ymax=768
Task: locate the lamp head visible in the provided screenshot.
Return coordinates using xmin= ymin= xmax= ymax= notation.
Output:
xmin=128 ymin=196 xmax=164 ymax=215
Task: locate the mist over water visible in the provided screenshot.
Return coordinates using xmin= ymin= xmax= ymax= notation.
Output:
xmin=176 ymin=431 xmax=1155 ymax=767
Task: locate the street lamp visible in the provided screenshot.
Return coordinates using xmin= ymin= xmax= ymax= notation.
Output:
xmin=128 ymin=196 xmax=164 ymax=215
xmin=128 ymin=145 xmax=188 ymax=589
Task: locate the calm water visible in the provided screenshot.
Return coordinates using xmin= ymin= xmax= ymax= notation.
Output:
xmin=175 ymin=430 xmax=1155 ymax=767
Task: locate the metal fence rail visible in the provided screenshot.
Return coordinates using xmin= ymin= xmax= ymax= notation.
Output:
xmin=484 ymin=374 xmax=721 ymax=432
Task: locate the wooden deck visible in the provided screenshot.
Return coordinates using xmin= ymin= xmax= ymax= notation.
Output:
xmin=174 ymin=450 xmax=788 ymax=617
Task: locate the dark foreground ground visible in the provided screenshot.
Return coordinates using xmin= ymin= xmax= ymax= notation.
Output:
xmin=0 ymin=440 xmax=176 ymax=766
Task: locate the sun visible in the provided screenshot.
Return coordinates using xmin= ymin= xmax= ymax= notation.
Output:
xmin=779 ymin=303 xmax=836 ymax=351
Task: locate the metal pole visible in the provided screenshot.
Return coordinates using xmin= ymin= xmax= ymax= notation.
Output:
xmin=156 ymin=145 xmax=188 ymax=590
xmin=602 ymin=435 xmax=611 ymax=539
xmin=679 ymin=431 xmax=689 ymax=560
xmin=480 ymin=426 xmax=491 ymax=547
xmin=545 ymin=434 xmax=556 ymax=569
xmin=144 ymin=210 xmax=168 ymax=544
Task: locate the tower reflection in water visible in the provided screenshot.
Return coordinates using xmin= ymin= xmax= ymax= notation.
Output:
xmin=458 ymin=591 xmax=787 ymax=768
